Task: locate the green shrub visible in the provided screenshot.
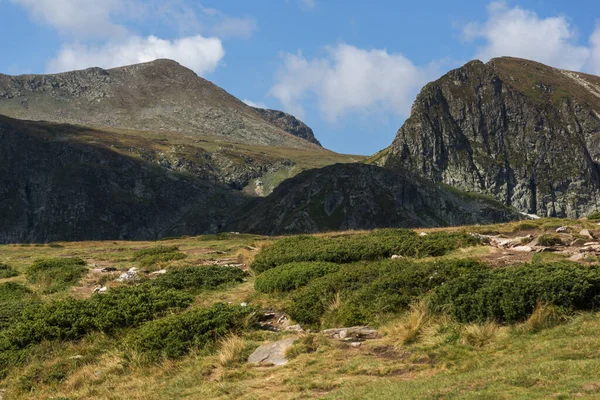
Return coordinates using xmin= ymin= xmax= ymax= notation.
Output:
xmin=287 ymin=259 xmax=487 ymax=327
xmin=254 ymin=262 xmax=341 ymax=294
xmin=0 ymin=263 xmax=18 ymax=279
xmin=150 ymin=266 xmax=248 ymax=292
xmin=133 ymin=246 xmax=187 ymax=268
xmin=0 ymin=283 xmax=38 ymax=331
xmin=430 ymin=262 xmax=600 ymax=323
xmin=537 ymin=234 xmax=564 ymax=247
xmin=25 ymin=258 xmax=87 ymax=293
xmin=252 ymin=230 xmax=480 ymax=273
xmin=125 ymin=303 xmax=255 ymax=360
xmin=588 ymin=212 xmax=600 ymax=220
xmin=0 ymin=286 xmax=193 ymax=350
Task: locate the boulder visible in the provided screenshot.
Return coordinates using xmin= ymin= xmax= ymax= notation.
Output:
xmin=116 ymin=267 xmax=139 ymax=282
xmin=322 ymin=326 xmax=378 ymax=341
xmin=248 ymin=336 xmax=298 ymax=366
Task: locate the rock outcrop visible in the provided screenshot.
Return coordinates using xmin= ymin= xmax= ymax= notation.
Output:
xmin=252 ymin=108 xmax=321 ymax=146
xmin=0 ymin=115 xmax=245 ymax=243
xmin=385 ymin=57 xmax=600 ymax=218
xmin=230 ymin=163 xmax=520 ymax=235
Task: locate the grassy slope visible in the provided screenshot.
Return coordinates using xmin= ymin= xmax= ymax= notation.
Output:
xmin=3 ymin=220 xmax=600 ymax=399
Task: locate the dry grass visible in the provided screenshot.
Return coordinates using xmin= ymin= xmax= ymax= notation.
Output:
xmin=387 ymin=302 xmax=429 ymax=347
xmin=524 ymin=302 xmax=562 ymax=333
xmin=460 ymin=322 xmax=505 ymax=347
xmin=217 ymin=335 xmax=247 ymax=368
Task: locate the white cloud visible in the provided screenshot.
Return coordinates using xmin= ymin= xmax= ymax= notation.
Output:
xmin=270 ymin=44 xmax=435 ymax=121
xmin=9 ymin=0 xmax=128 ymax=38
xmin=210 ymin=16 xmax=257 ymax=39
xmin=47 ymin=35 xmax=225 ymax=76
xmin=589 ymin=25 xmax=600 ymax=75
xmin=242 ymin=99 xmax=268 ymax=109
xmin=463 ymin=1 xmax=590 ymax=71
xmin=300 ymin=0 xmax=316 ymax=9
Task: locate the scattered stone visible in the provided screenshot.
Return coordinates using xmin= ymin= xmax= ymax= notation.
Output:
xmin=69 ymin=355 xmax=84 ymax=360
xmin=248 ymin=336 xmax=298 ymax=366
xmin=556 ymin=227 xmax=568 ymax=233
xmin=570 ymin=253 xmax=586 ymax=262
xmin=580 ymin=245 xmax=600 ymax=253
xmin=350 ymin=342 xmax=362 ymax=348
xmin=285 ymin=324 xmax=304 ymax=333
xmin=150 ymin=269 xmax=167 ymax=275
xmin=391 ymin=254 xmax=403 ymax=260
xmin=512 ymin=246 xmax=533 ymax=253
xmin=419 ymin=232 xmax=429 ymax=237
xmin=101 ymin=267 xmax=117 ymax=272
xmin=584 ymin=242 xmax=598 ymax=246
xmin=322 ymin=326 xmax=378 ymax=341
xmin=93 ymin=286 xmax=108 ymax=294
xmin=580 ymin=229 xmax=595 ymax=239
xmin=240 ymin=302 xmax=248 ymax=307
xmin=116 ymin=267 xmax=139 ymax=282
xmin=535 ymin=247 xmax=559 ymax=253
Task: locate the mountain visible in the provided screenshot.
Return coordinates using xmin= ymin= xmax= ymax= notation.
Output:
xmin=0 ymin=114 xmax=248 ymax=243
xmin=0 ymin=59 xmax=317 ymax=149
xmin=230 ymin=163 xmax=519 ymax=235
xmin=385 ymin=57 xmax=600 ymax=218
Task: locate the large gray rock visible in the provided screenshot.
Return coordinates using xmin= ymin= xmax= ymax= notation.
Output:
xmin=248 ymin=336 xmax=298 ymax=366
xmin=386 ymin=56 xmax=600 ymax=218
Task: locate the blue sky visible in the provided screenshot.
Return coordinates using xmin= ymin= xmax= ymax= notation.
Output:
xmin=1 ymin=1 xmax=600 ymax=155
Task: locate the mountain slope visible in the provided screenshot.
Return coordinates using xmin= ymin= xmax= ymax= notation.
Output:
xmin=0 ymin=114 xmax=246 ymax=243
xmin=231 ymin=163 xmax=519 ymax=235
xmin=252 ymin=108 xmax=321 ymax=146
xmin=385 ymin=57 xmax=600 ymax=218
xmin=0 ymin=59 xmax=318 ymax=149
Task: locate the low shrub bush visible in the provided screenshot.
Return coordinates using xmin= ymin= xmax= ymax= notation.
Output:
xmin=252 ymin=230 xmax=480 ymax=273
xmin=25 ymin=258 xmax=87 ymax=293
xmin=287 ymin=259 xmax=487 ymax=327
xmin=588 ymin=212 xmax=600 ymax=221
xmin=133 ymin=246 xmax=187 ymax=268
xmin=125 ymin=303 xmax=255 ymax=360
xmin=0 ymin=263 xmax=18 ymax=279
xmin=0 ymin=283 xmax=38 ymax=331
xmin=430 ymin=262 xmax=600 ymax=323
xmin=0 ymin=286 xmax=193 ymax=350
xmin=254 ymin=262 xmax=340 ymax=294
xmin=150 ymin=266 xmax=248 ymax=292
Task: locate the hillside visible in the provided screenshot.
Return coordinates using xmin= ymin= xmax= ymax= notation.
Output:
xmin=0 ymin=59 xmax=319 ymax=149
xmin=386 ymin=56 xmax=600 ymax=219
xmin=231 ymin=163 xmax=520 ymax=235
xmin=2 ymin=220 xmax=600 ymax=398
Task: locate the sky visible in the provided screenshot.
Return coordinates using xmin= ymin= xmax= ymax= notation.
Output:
xmin=1 ymin=1 xmax=600 ymax=155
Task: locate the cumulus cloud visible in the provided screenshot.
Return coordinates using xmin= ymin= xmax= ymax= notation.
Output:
xmin=270 ymin=44 xmax=434 ymax=121
xmin=47 ymin=35 xmax=225 ymax=75
xmin=463 ymin=1 xmax=590 ymax=71
xmin=242 ymin=99 xmax=268 ymax=109
xmin=9 ymin=0 xmax=128 ymax=38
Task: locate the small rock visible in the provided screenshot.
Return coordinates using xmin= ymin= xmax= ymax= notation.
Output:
xmin=570 ymin=253 xmax=586 ymax=262
xmin=248 ymin=336 xmax=298 ymax=366
xmin=512 ymin=246 xmax=533 ymax=253
xmin=285 ymin=324 xmax=304 ymax=333
xmin=419 ymin=232 xmax=429 ymax=237
xmin=584 ymin=242 xmax=598 ymax=246
xmin=322 ymin=326 xmax=378 ymax=341
xmin=556 ymin=226 xmax=568 ymax=233
xmin=101 ymin=267 xmax=117 ymax=272
xmin=240 ymin=302 xmax=248 ymax=307
xmin=350 ymin=342 xmax=362 ymax=348
xmin=391 ymin=254 xmax=403 ymax=260
xmin=150 ymin=269 xmax=167 ymax=275
xmin=580 ymin=229 xmax=595 ymax=239
xmin=116 ymin=267 xmax=139 ymax=282
xmin=69 ymin=355 xmax=84 ymax=360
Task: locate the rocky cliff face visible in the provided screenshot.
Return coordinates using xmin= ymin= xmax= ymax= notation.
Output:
xmin=0 ymin=115 xmax=246 ymax=243
xmin=231 ymin=163 xmax=519 ymax=235
xmin=386 ymin=57 xmax=600 ymax=218
xmin=0 ymin=59 xmax=318 ymax=149
xmin=252 ymin=108 xmax=321 ymax=146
